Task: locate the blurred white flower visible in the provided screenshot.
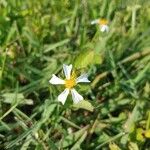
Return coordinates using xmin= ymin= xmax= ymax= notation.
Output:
xmin=91 ymin=18 xmax=109 ymax=32
xmin=49 ymin=64 xmax=90 ymax=105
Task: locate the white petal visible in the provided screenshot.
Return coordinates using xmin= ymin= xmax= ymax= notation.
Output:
xmin=63 ymin=64 xmax=72 ymax=80
xmin=100 ymin=25 xmax=109 ymax=32
xmin=76 ymin=74 xmax=90 ymax=83
xmin=91 ymin=19 xmax=99 ymax=25
xmin=71 ymin=89 xmax=83 ymax=104
xmin=58 ymin=89 xmax=69 ymax=105
xmin=49 ymin=74 xmax=65 ymax=85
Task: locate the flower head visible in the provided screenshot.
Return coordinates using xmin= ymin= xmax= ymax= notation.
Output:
xmin=49 ymin=64 xmax=90 ymax=105
xmin=91 ymin=18 xmax=109 ymax=32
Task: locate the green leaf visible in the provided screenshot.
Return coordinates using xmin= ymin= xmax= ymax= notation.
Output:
xmin=93 ymin=53 xmax=103 ymax=65
xmin=60 ymin=125 xmax=89 ymax=148
xmin=71 ymin=131 xmax=87 ymax=150
xmin=73 ymin=100 xmax=94 ymax=112
xmin=128 ymin=142 xmax=139 ymax=150
xmin=1 ymin=93 xmax=33 ymax=105
xmin=136 ymin=128 xmax=144 ymax=141
xmin=74 ymin=49 xmax=103 ymax=69
xmin=74 ymin=50 xmax=94 ymax=69
xmin=41 ymin=101 xmax=57 ymax=123
xmin=109 ymin=142 xmax=121 ymax=150
xmin=124 ymin=101 xmax=143 ymax=133
xmin=44 ymin=39 xmax=70 ymax=53
xmin=47 ymin=139 xmax=58 ymax=150
xmin=145 ymin=129 xmax=150 ymax=138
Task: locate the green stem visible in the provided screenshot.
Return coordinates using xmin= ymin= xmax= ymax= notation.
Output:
xmin=131 ymin=7 xmax=136 ymax=34
xmin=0 ymin=48 xmax=7 ymax=89
xmin=95 ymin=132 xmax=125 ymax=149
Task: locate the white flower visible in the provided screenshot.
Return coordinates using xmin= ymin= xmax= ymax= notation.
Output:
xmin=91 ymin=18 xmax=109 ymax=32
xmin=91 ymin=19 xmax=99 ymax=25
xmin=49 ymin=64 xmax=90 ymax=105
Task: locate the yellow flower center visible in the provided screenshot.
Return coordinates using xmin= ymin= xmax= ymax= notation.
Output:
xmin=99 ymin=19 xmax=108 ymax=25
xmin=65 ymin=72 xmax=76 ymax=89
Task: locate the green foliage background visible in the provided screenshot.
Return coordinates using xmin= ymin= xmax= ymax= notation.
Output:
xmin=0 ymin=0 xmax=150 ymax=149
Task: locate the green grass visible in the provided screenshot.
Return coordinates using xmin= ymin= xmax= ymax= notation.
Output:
xmin=0 ymin=0 xmax=150 ymax=149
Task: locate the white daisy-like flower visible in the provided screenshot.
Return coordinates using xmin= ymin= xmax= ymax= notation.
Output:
xmin=49 ymin=64 xmax=90 ymax=105
xmin=91 ymin=18 xmax=109 ymax=32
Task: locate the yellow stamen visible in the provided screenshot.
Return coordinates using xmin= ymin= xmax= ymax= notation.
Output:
xmin=99 ymin=19 xmax=108 ymax=25
xmin=65 ymin=72 xmax=76 ymax=89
